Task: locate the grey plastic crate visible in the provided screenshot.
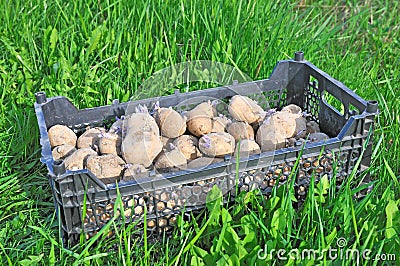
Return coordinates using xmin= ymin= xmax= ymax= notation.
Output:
xmin=34 ymin=52 xmax=378 ymax=246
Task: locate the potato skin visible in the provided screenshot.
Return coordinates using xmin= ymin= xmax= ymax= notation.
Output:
xmin=48 ymin=125 xmax=77 ymax=148
xmin=154 ymin=149 xmax=187 ymax=171
xmin=64 ymin=148 xmax=97 ymax=170
xmin=266 ymin=112 xmax=307 ymax=139
xmin=187 ymin=117 xmax=213 ymax=137
xmin=121 ymin=111 xmax=162 ymax=167
xmin=198 ymin=132 xmax=235 ymax=157
xmin=126 ymin=113 xmax=159 ymax=136
xmin=52 ymin=144 xmax=76 ymax=160
xmin=160 ymin=136 xmax=175 ymax=150
xmin=154 ymin=107 xmax=186 ymax=138
xmin=228 ymin=95 xmax=265 ymax=124
xmin=185 ymin=102 xmax=214 ymax=137
xmin=86 ymin=154 xmax=125 ymax=184
xmin=121 ymin=131 xmax=163 ymax=167
xmin=281 ymin=104 xmax=302 ymax=115
xmin=173 ymin=135 xmax=201 ymax=160
xmin=234 ymin=139 xmax=261 ymax=157
xmin=99 ymin=133 xmax=122 ymax=155
xmin=211 ymin=116 xmax=230 ymax=133
xmin=186 ymin=102 xmax=214 ymax=119
xmin=255 ymin=123 xmax=286 ymax=152
xmin=227 ymin=121 xmax=254 ymax=142
xmin=77 ymin=127 xmax=106 ymax=149
xmin=123 ymin=164 xmax=148 ymax=181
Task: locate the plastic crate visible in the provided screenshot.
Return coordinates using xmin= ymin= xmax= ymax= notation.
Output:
xmin=34 ymin=52 xmax=378 ymax=246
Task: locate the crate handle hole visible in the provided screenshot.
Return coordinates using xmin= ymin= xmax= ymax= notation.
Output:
xmin=322 ymin=91 xmax=344 ymax=116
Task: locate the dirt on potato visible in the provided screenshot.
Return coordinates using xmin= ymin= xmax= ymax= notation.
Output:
xmin=86 ymin=154 xmax=126 ymax=184
xmin=48 ymin=125 xmax=77 ymax=148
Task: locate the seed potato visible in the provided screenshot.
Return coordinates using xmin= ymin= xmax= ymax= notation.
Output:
xmin=48 ymin=125 xmax=77 ymax=148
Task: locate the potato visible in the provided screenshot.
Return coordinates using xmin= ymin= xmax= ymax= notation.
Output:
xmin=226 ymin=121 xmax=254 ymax=142
xmin=154 ymin=149 xmax=187 ymax=171
xmin=211 ymin=116 xmax=230 ymax=133
xmin=109 ymin=118 xmax=126 ymax=136
xmin=122 ymin=130 xmax=163 ymax=167
xmin=64 ymin=148 xmax=97 ymax=170
xmin=308 ymin=132 xmax=329 ymax=142
xmin=86 ymin=154 xmax=125 ymax=184
xmin=265 ymin=112 xmax=307 ymax=139
xmin=123 ymin=164 xmax=148 ymax=181
xmin=281 ymin=104 xmax=302 ymax=115
xmin=99 ymin=133 xmax=121 ymax=155
xmin=52 ymin=144 xmax=76 ymax=160
xmin=306 ymin=121 xmax=320 ymax=134
xmin=198 ymin=132 xmax=235 ymax=157
xmin=186 ymin=102 xmax=214 ymax=119
xmin=256 ymin=123 xmax=286 ymax=152
xmin=160 ymin=136 xmax=175 ymax=150
xmin=121 ymin=111 xmax=162 ymax=167
xmin=154 ymin=107 xmax=186 ymax=138
xmin=126 ymin=112 xmax=159 ymax=136
xmin=228 ymin=95 xmax=265 ymax=124
xmin=185 ymin=102 xmax=214 ymax=137
xmin=77 ymin=127 xmax=106 ymax=149
xmin=234 ymin=139 xmax=261 ymax=157
xmin=187 ymin=117 xmax=213 ymax=137
xmin=172 ymin=135 xmax=202 ymax=160
xmin=48 ymin=125 xmax=77 ymax=148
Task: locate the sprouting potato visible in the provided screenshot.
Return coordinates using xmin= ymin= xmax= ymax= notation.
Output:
xmin=160 ymin=136 xmax=175 ymax=151
xmin=154 ymin=107 xmax=187 ymax=138
xmin=99 ymin=132 xmax=121 ymax=155
xmin=228 ymin=95 xmax=265 ymax=124
xmin=121 ymin=108 xmax=163 ymax=167
xmin=256 ymin=122 xmax=286 ymax=152
xmin=264 ymin=111 xmax=307 ymax=139
xmin=198 ymin=132 xmax=235 ymax=157
xmin=281 ymin=104 xmax=302 ymax=115
xmin=185 ymin=102 xmax=214 ymax=137
xmin=122 ymin=130 xmax=163 ymax=167
xmin=52 ymin=144 xmax=76 ymax=160
xmin=109 ymin=118 xmax=126 ymax=136
xmin=48 ymin=125 xmax=77 ymax=148
xmin=226 ymin=121 xmax=254 ymax=142
xmin=172 ymin=135 xmax=202 ymax=160
xmin=77 ymin=127 xmax=106 ymax=149
xmin=64 ymin=148 xmax=97 ymax=170
xmin=126 ymin=112 xmax=159 ymax=136
xmin=123 ymin=164 xmax=148 ymax=181
xmin=86 ymin=154 xmax=125 ymax=184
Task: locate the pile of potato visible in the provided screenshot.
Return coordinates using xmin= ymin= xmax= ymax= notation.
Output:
xmin=47 ymin=95 xmax=329 ymax=185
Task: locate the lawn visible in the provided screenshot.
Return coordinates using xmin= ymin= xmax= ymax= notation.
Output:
xmin=0 ymin=0 xmax=399 ymax=265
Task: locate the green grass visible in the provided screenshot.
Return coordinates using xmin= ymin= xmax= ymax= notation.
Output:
xmin=0 ymin=0 xmax=399 ymax=265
